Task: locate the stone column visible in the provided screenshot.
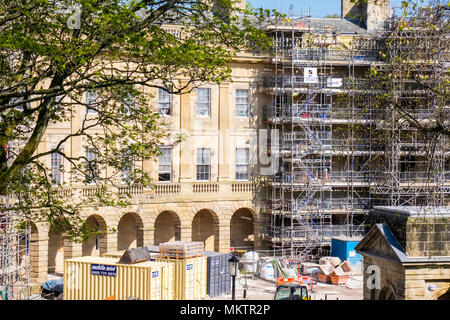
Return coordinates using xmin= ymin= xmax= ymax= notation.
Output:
xmin=218 ymin=223 xmax=231 ymax=253
xmin=142 ymin=227 xmax=154 ymax=246
xmin=64 ymin=239 xmax=82 ymax=259
xmin=30 ymin=235 xmax=49 ymax=282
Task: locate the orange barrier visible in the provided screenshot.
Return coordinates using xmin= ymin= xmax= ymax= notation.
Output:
xmin=277 ymin=277 xmax=295 ymax=286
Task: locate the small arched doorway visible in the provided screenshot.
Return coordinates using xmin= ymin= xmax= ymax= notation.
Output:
xmin=230 ymin=208 xmax=255 ymax=250
xmin=117 ymin=212 xmax=144 ymax=251
xmin=47 ymin=226 xmax=65 ymax=275
xmin=154 ymin=211 xmax=181 ymax=245
xmin=82 ymin=215 xmax=107 ymax=257
xmin=192 ymin=209 xmax=219 ymax=251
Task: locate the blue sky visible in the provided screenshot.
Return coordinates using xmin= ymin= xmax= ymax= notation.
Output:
xmin=247 ymin=0 xmax=405 ymax=18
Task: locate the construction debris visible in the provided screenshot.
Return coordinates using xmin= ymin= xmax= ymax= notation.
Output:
xmin=316 ymin=258 xmax=353 ymax=286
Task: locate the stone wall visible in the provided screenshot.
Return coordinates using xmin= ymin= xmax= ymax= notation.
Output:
xmin=404 ymin=264 xmax=450 ymax=300
xmin=406 ymin=217 xmax=450 ymax=257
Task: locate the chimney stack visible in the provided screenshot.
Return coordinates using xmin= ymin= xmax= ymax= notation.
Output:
xmin=341 ymin=0 xmax=390 ymax=31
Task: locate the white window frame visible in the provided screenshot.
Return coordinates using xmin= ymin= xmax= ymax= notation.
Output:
xmin=235 ymin=148 xmax=249 ymax=181
xmin=158 ymin=88 xmax=172 ymax=116
xmin=236 ymin=89 xmax=250 ymax=118
xmin=196 ymin=148 xmax=211 ymax=181
xmin=121 ymin=148 xmax=134 ymax=183
xmin=122 ymin=94 xmax=133 ymax=116
xmin=85 ymin=148 xmax=98 ymax=184
xmin=86 ymin=90 xmax=98 ymax=114
xmin=158 ymin=147 xmax=172 ymax=182
xmin=51 ymin=151 xmax=64 ymax=185
xmin=196 ymin=88 xmax=210 ymax=118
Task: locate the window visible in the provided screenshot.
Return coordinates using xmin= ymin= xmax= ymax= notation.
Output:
xmin=236 ymin=148 xmax=249 ymax=180
xmin=86 ymin=90 xmax=98 ymax=114
xmin=197 ymin=88 xmax=210 ymax=117
xmin=85 ymin=148 xmax=98 ymax=183
xmin=236 ymin=89 xmax=250 ymax=117
xmin=122 ymin=94 xmax=133 ymax=116
xmin=121 ymin=148 xmax=134 ymax=182
xmin=51 ymin=152 xmax=63 ymax=185
xmin=158 ymin=147 xmax=172 ymax=182
xmin=196 ymin=148 xmax=210 ymax=181
xmin=158 ymin=88 xmax=172 ymax=116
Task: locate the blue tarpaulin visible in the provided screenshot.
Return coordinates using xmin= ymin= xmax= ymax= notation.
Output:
xmin=42 ymin=279 xmax=63 ymax=294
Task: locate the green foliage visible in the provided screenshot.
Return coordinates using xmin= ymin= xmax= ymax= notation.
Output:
xmin=0 ymin=0 xmax=278 ymax=241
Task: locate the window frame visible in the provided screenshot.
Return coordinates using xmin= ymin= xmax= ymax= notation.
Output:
xmin=158 ymin=147 xmax=173 ymax=182
xmin=51 ymin=151 xmax=64 ymax=185
xmin=235 ymin=148 xmax=249 ymax=181
xmin=236 ymin=89 xmax=250 ymax=118
xmin=85 ymin=148 xmax=98 ymax=184
xmin=86 ymin=90 xmax=98 ymax=114
xmin=196 ymin=148 xmax=211 ymax=181
xmin=158 ymin=88 xmax=172 ymax=116
xmin=196 ymin=88 xmax=211 ymax=118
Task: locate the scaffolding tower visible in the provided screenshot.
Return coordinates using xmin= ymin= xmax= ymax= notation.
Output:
xmin=0 ymin=202 xmax=30 ymax=300
xmin=261 ymin=6 xmax=449 ymax=262
xmin=263 ymin=15 xmax=364 ymax=261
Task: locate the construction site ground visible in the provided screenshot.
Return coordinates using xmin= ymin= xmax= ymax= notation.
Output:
xmin=208 ymin=275 xmax=364 ymax=300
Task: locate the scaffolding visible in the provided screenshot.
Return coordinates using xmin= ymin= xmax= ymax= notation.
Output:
xmin=0 ymin=201 xmax=31 ymax=300
xmin=263 ymin=15 xmax=367 ymax=262
xmin=262 ymin=6 xmax=449 ymax=263
xmin=363 ymin=8 xmax=449 ymax=208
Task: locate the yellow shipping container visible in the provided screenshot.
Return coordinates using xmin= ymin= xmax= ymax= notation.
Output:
xmin=155 ymin=256 xmax=207 ymax=300
xmin=64 ymin=256 xmax=174 ymax=300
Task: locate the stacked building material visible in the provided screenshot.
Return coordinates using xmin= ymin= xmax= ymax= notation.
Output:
xmin=159 ymin=241 xmax=204 ymax=259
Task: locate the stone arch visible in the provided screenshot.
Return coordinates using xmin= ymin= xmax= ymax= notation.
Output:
xmin=47 ymin=225 xmax=65 ymax=275
xmin=230 ymin=208 xmax=255 ymax=250
xmin=82 ymin=214 xmax=108 ymax=257
xmin=117 ymin=212 xmax=144 ymax=251
xmin=191 ymin=209 xmax=220 ymax=252
xmin=437 ymin=287 xmax=450 ymax=300
xmin=378 ymin=283 xmax=396 ymax=300
xmin=154 ymin=210 xmax=181 ymax=245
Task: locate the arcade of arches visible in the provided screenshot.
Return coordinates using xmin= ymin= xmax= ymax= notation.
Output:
xmin=28 ymin=203 xmax=257 ymax=281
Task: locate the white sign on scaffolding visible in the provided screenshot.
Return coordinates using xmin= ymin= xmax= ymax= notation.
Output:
xmin=304 ymin=67 xmax=318 ymax=83
xmin=327 ymin=77 xmax=343 ymax=88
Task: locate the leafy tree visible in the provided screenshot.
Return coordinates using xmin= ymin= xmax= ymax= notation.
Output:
xmin=0 ymin=0 xmax=277 ymax=240
xmin=324 ymin=13 xmax=340 ymax=18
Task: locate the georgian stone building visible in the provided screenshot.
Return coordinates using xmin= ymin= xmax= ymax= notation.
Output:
xmin=26 ymin=0 xmax=450 ymax=284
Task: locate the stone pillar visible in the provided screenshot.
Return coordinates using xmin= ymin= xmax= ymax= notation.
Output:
xmin=218 ymin=83 xmax=231 ymax=182
xmin=142 ymin=227 xmax=154 ymax=246
xmin=180 ymin=223 xmax=192 ymax=242
xmin=64 ymin=239 xmax=82 ymax=259
xmin=218 ymin=223 xmax=231 ymax=253
xmin=179 ymin=83 xmax=193 ymax=182
xmin=105 ymin=231 xmax=118 ymax=253
xmin=30 ymin=235 xmax=49 ymax=282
